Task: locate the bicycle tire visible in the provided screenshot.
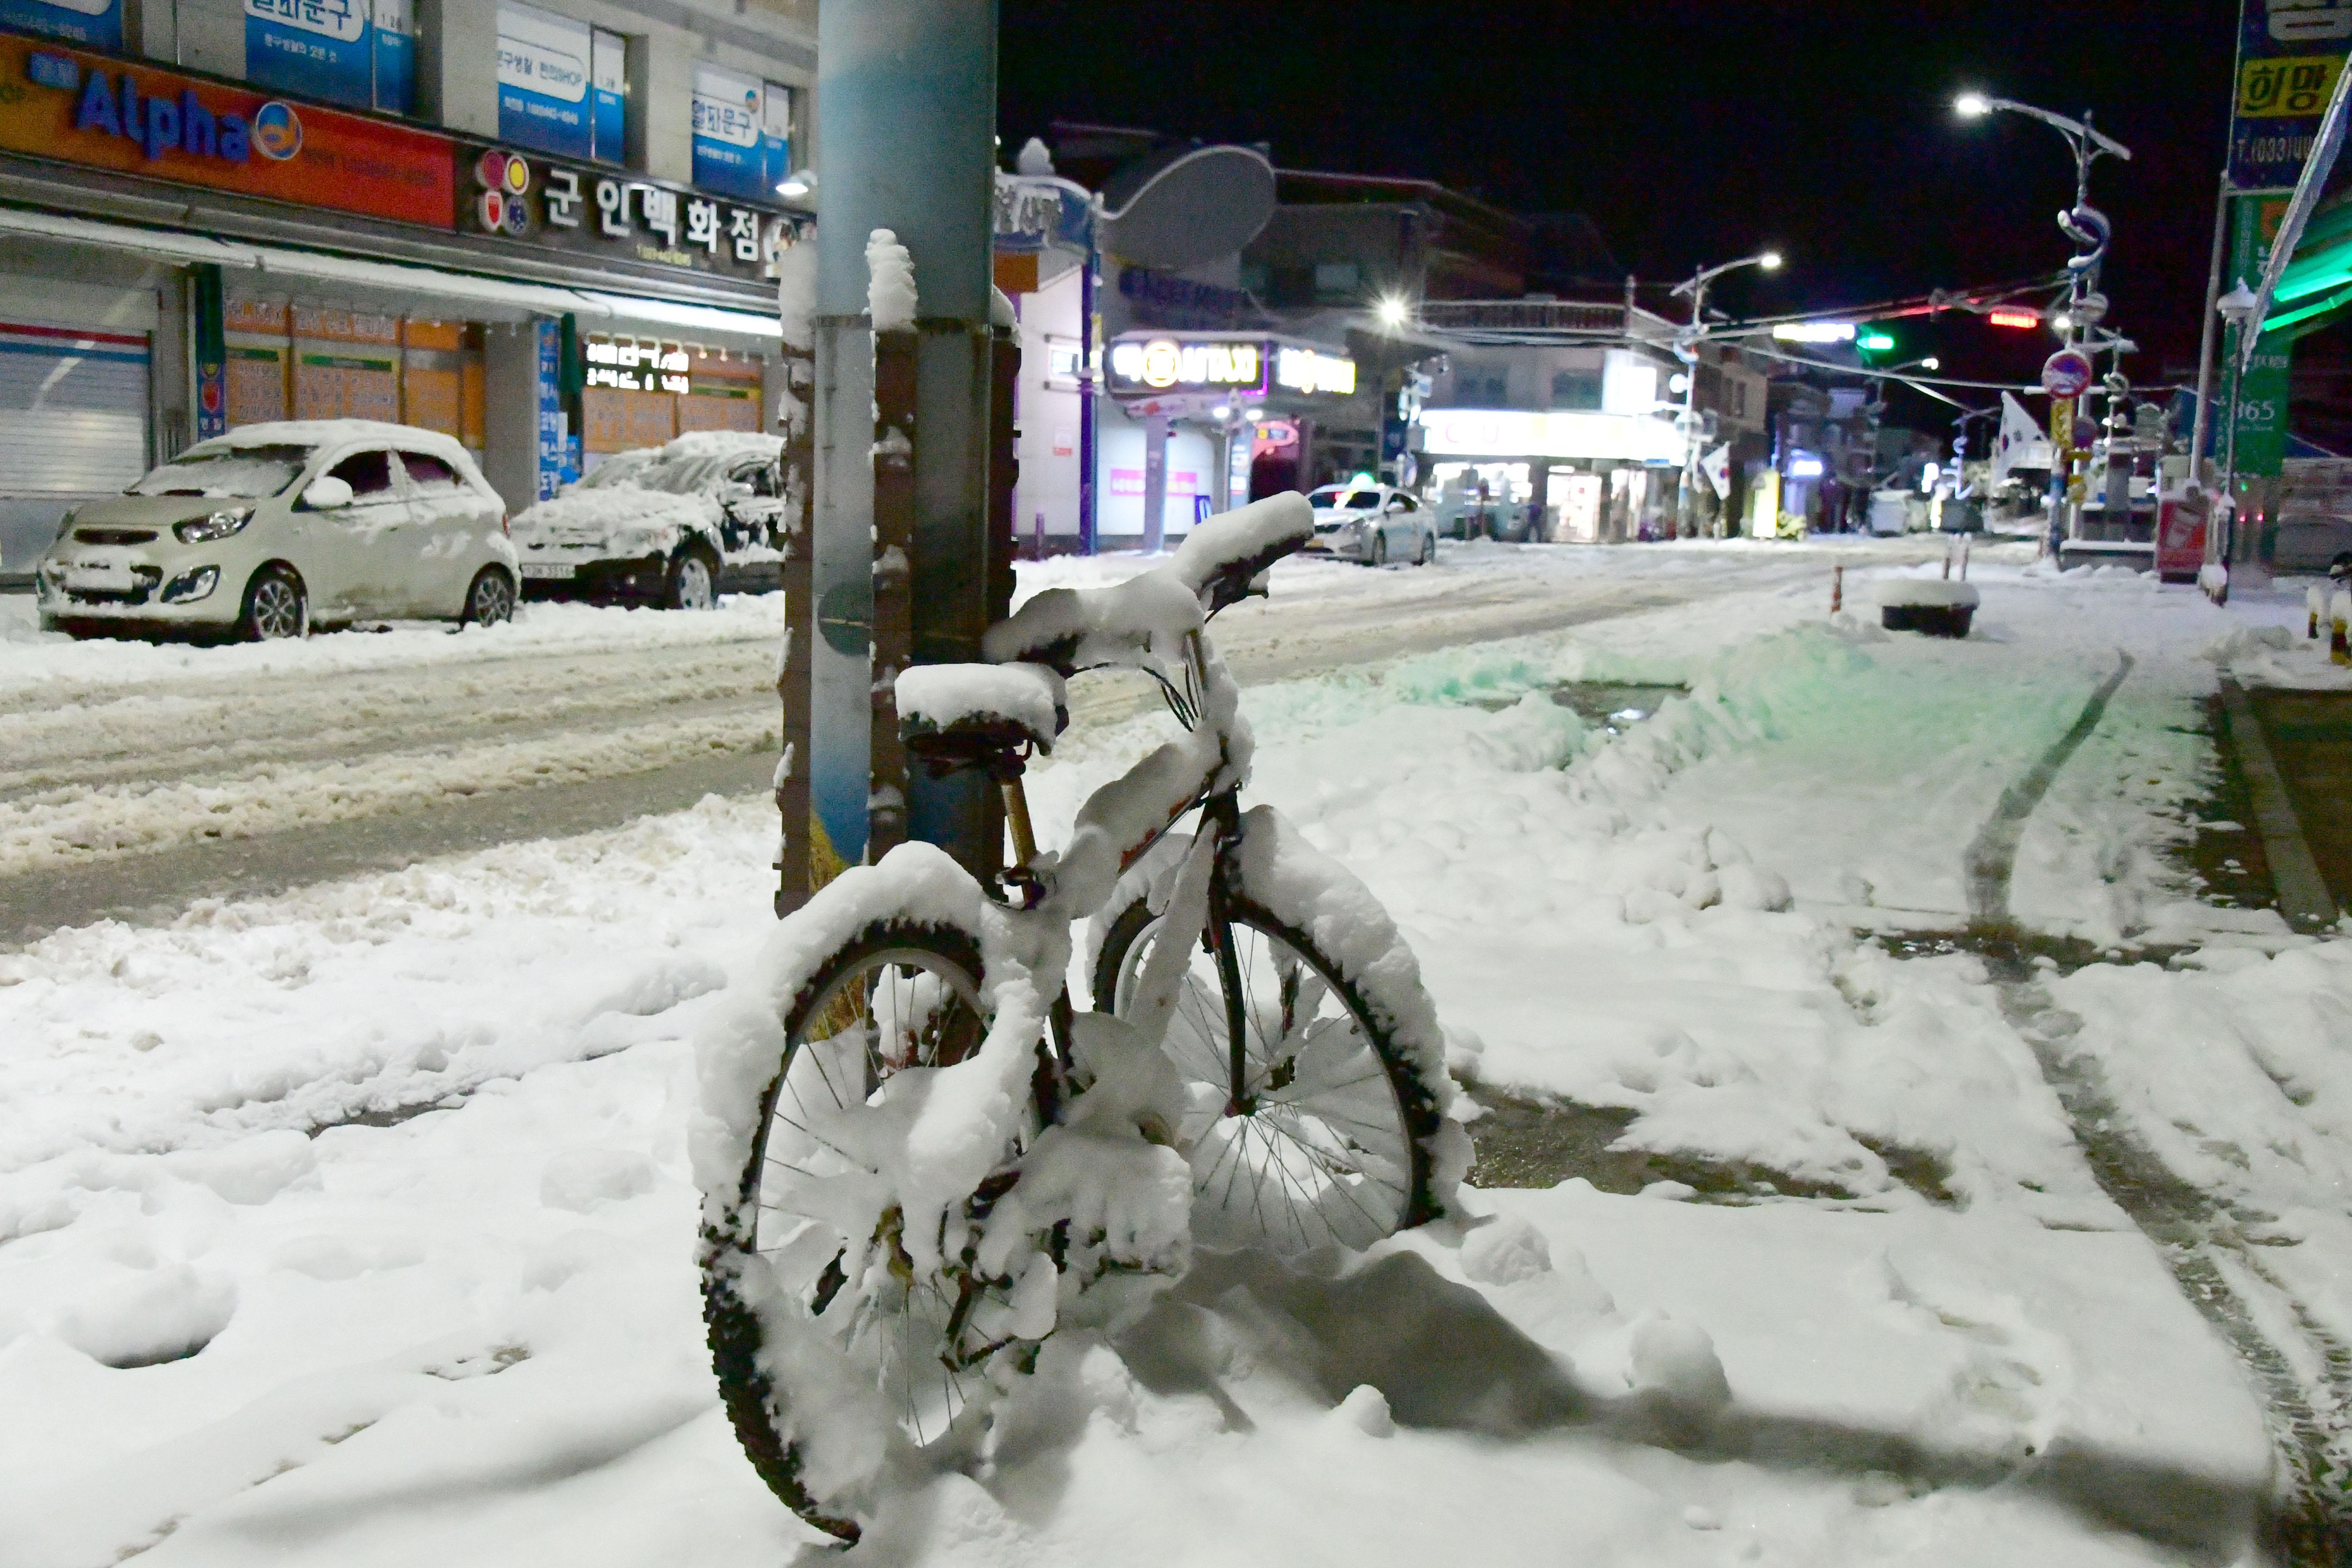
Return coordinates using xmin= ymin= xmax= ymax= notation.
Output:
xmin=702 ymin=918 xmax=1047 ymax=1543
xmin=1091 ymin=820 xmax=1450 ymax=1255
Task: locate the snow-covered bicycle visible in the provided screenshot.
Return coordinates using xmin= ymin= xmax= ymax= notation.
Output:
xmin=694 ymin=494 xmax=1467 ymax=1541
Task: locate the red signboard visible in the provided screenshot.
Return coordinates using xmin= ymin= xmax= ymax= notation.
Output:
xmin=2155 ymin=492 xmax=2210 ymax=585
xmin=0 ymin=34 xmax=453 ymax=229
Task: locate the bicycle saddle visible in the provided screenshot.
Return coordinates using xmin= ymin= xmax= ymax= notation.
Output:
xmin=895 ymin=661 xmax=1067 ymax=772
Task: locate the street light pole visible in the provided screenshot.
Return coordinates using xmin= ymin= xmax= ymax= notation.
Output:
xmin=1670 ymin=249 xmax=1780 ymax=538
xmin=1955 ymin=92 xmax=2133 ymax=556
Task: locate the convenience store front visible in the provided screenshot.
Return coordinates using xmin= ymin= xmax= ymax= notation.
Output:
xmin=0 ymin=33 xmax=793 ymax=570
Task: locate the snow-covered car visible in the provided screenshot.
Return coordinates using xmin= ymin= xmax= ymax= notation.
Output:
xmin=35 ymin=420 xmax=518 ymax=641
xmin=510 ymin=432 xmax=786 ymax=609
xmin=1302 ymin=482 xmax=1438 ymax=565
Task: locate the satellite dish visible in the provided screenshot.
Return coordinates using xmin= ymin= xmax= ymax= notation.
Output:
xmin=1097 ymin=144 xmax=1276 ymax=271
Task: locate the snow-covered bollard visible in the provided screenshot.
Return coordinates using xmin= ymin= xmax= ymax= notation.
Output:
xmin=1875 ymin=578 xmax=1979 ymax=638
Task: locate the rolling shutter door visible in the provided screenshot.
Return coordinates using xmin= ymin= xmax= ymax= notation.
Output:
xmin=0 ymin=318 xmax=150 ymax=495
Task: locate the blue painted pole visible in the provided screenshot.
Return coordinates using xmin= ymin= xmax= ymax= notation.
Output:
xmin=808 ymin=0 xmax=1000 ymax=872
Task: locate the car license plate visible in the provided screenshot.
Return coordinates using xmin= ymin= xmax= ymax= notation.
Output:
xmin=64 ymin=561 xmax=135 ymax=591
xmin=520 ymin=562 xmax=574 ymax=580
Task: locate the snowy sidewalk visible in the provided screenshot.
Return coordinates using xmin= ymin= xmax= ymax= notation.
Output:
xmin=5 ymin=546 xmax=2348 ymax=1565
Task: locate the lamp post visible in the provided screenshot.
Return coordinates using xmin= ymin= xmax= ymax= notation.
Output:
xmin=1670 ymin=249 xmax=1780 ymax=537
xmin=1955 ymin=92 xmax=2132 ymax=553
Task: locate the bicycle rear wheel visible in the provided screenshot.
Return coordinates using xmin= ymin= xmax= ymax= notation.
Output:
xmin=702 ymin=920 xmax=1048 ymax=1543
xmin=1093 ymin=847 xmax=1445 ymax=1256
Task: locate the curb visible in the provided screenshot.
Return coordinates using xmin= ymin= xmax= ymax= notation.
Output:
xmin=2218 ymin=679 xmax=2340 ymax=931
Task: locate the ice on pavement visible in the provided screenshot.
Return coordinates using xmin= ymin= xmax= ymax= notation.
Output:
xmin=5 ymin=539 xmax=2348 ymax=1563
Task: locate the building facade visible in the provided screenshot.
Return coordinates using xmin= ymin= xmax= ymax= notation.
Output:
xmin=0 ymin=0 xmax=813 ymax=571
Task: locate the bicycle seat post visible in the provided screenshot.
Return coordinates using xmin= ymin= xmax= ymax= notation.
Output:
xmin=1002 ymin=773 xmax=1038 ymax=867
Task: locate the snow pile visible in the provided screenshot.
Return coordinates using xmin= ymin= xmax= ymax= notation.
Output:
xmin=775 ymin=239 xmax=815 ymax=351
xmin=866 ymin=229 xmax=917 ymax=332
xmin=894 ymin=662 xmax=1066 ymax=747
xmin=1873 ymin=579 xmax=1979 ymax=609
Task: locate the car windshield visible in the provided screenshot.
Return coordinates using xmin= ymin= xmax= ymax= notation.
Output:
xmin=128 ymin=444 xmax=311 ymax=499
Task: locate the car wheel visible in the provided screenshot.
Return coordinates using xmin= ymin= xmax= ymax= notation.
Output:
xmin=240 ymin=565 xmax=308 ymax=642
xmin=1370 ymin=531 xmax=1388 ymax=568
xmin=1416 ymin=530 xmax=1434 ymax=566
xmin=667 ymin=547 xmax=719 ymax=610
xmin=463 ymin=566 xmax=516 ymax=628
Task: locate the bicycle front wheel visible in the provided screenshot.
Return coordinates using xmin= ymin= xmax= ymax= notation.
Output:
xmin=702 ymin=919 xmax=1046 ymax=1543
xmin=1093 ymin=849 xmax=1443 ymax=1256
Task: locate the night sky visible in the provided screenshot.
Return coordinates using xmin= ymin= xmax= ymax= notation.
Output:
xmin=1000 ymin=0 xmax=2244 ymax=396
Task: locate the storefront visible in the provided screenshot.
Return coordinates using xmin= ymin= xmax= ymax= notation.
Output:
xmin=1096 ymin=331 xmax=1358 ymax=550
xmin=1413 ymin=406 xmax=1686 ymax=543
xmin=0 ymin=30 xmax=798 ymax=570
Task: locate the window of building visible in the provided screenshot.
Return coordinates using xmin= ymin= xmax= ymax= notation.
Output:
xmin=1461 ymin=369 xmax=1507 ymax=404
xmin=692 ymin=66 xmax=794 ymax=200
xmin=497 ymin=4 xmax=630 ymax=164
xmin=246 ymin=0 xmax=415 ymax=116
xmin=1314 ymin=261 xmax=1361 ymax=296
xmin=1552 ymin=370 xmax=1603 ymax=410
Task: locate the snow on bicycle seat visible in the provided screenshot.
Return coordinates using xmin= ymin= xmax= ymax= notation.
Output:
xmin=980 ymin=493 xmax=1314 ymax=675
xmin=896 ymin=661 xmax=1068 ymax=766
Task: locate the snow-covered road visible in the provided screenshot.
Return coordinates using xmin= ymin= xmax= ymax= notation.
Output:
xmin=0 ymin=538 xmax=1929 ymax=942
xmin=8 ymin=539 xmax=2352 ymax=1566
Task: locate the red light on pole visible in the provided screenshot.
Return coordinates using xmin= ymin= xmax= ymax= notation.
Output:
xmin=1987 ymin=308 xmax=2042 ymax=329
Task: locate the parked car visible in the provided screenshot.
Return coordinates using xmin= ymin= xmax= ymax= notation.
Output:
xmin=1301 ymin=482 xmax=1438 ymax=565
xmin=510 ymin=431 xmax=786 ymax=608
xmin=2274 ymin=512 xmax=2352 ymax=577
xmin=35 ymin=420 xmax=517 ymax=642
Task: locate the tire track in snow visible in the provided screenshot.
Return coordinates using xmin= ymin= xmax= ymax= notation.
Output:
xmin=1957 ymin=654 xmax=2352 ymax=1564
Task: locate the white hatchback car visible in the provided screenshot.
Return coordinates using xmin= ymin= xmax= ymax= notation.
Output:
xmin=1302 ymin=482 xmax=1438 ymax=566
xmin=36 ymin=421 xmax=518 ymax=641
xmin=510 ymin=431 xmax=785 ymax=608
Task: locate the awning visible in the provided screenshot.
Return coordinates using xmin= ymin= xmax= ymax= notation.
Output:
xmin=0 ymin=204 xmax=782 ymax=342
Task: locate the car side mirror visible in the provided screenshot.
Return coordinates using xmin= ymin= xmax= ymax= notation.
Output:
xmin=302 ymin=476 xmax=354 ymax=510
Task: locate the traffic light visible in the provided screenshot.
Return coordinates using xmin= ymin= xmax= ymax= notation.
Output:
xmin=1858 ymin=331 xmax=1896 ymax=353
xmin=1987 ymin=308 xmax=2042 ymax=329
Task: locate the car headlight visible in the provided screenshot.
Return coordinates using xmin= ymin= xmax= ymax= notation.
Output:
xmin=174 ymin=508 xmax=252 ymax=544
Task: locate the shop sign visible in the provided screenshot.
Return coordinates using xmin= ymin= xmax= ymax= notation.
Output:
xmin=496 ymin=1 xmax=591 ymax=162
xmin=1105 ymin=335 xmax=1265 ymax=396
xmin=534 ymin=318 xmax=563 ymax=502
xmin=2230 ymin=193 xmax=2294 ymax=477
xmin=1417 ymin=407 xmax=1682 ymax=465
xmin=992 ymin=174 xmax=1091 ymax=255
xmin=1275 ymin=344 xmax=1356 ymax=397
xmin=245 ymin=0 xmax=414 ymax=117
xmin=0 ymin=35 xmax=453 ymax=226
xmin=585 ymin=337 xmax=688 ymax=393
xmin=690 ymin=63 xmax=788 ymax=203
xmin=0 ymin=0 xmax=121 ymax=51
xmin=1114 ymin=263 xmax=1258 ymax=330
xmin=2231 ymin=0 xmax=2352 ymax=189
xmin=457 ymin=144 xmax=795 ymax=280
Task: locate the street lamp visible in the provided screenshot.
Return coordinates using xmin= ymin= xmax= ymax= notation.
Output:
xmin=1955 ymin=90 xmax=2133 ymax=553
xmin=773 ymin=168 xmax=817 ymax=208
xmin=1669 ymin=249 xmax=1781 ymax=536
xmin=1375 ymin=295 xmax=1410 ymax=329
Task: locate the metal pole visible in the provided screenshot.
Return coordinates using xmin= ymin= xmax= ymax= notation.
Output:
xmin=2190 ymin=173 xmax=2230 ymax=489
xmin=811 ymin=0 xmax=1000 ymax=874
xmin=774 ymin=286 xmax=818 ymax=917
xmin=1680 ymin=279 xmax=1703 ymax=539
xmin=1078 ymin=234 xmax=1098 ymax=553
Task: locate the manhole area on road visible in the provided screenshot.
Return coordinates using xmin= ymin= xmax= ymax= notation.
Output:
xmin=1462 ymin=1082 xmax=1956 ymax=1207
xmin=2246 ymin=687 xmax=2352 ymax=917
xmin=1466 ymin=681 xmax=1689 ymax=734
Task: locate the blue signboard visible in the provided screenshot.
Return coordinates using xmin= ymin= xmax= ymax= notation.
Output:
xmin=373 ymin=0 xmax=413 ymax=119
xmin=0 ymin=0 xmax=121 ymax=51
xmin=242 ymin=0 xmax=411 ymax=115
xmin=590 ymin=27 xmax=625 ymax=165
xmin=2231 ymin=0 xmax=2352 ymax=189
xmin=535 ymin=318 xmax=563 ymax=502
xmin=691 ymin=63 xmax=776 ymax=201
xmin=496 ymin=0 xmax=592 ymax=161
